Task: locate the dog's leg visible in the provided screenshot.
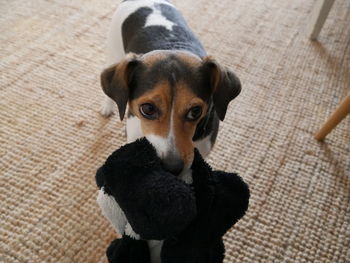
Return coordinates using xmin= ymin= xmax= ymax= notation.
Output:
xmin=100 ymin=6 xmax=126 ymax=117
xmin=100 ymin=96 xmax=117 ymax=117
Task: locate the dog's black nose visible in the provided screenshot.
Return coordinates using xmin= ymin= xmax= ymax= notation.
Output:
xmin=162 ymin=157 xmax=184 ymax=176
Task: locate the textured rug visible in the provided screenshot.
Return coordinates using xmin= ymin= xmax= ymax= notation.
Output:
xmin=1 ymin=0 xmax=349 ymax=262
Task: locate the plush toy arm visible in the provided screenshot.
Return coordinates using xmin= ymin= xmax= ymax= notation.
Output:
xmin=160 ymin=150 xmax=221 ymax=263
xmin=191 ymin=148 xmax=249 ymax=238
xmin=209 ymin=170 xmax=250 ymax=238
xmin=161 ymin=149 xmax=249 ymax=263
xmin=96 ymin=138 xmax=197 ymax=240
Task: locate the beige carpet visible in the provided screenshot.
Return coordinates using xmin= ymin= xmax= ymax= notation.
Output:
xmin=1 ymin=0 xmax=349 ymax=262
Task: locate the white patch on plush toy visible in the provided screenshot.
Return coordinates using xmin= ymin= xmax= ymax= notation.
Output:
xmin=97 ymin=188 xmax=127 ymax=235
xmin=125 ymin=223 xmax=141 ymax=239
xmin=97 ymin=188 xmax=141 ymax=240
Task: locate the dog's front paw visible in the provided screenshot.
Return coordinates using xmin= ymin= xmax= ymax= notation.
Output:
xmin=100 ymin=97 xmax=115 ymax=117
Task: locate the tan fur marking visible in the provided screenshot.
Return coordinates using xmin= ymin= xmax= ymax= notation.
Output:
xmin=173 ymin=82 xmax=208 ymax=167
xmin=141 ymin=51 xmax=202 ymax=68
xmin=130 ymin=81 xmax=172 ymax=138
xmin=176 ymin=53 xmax=202 ymax=68
xmin=142 ymin=52 xmax=168 ymax=66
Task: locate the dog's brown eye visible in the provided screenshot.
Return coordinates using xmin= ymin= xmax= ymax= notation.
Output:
xmin=186 ymin=106 xmax=202 ymax=121
xmin=140 ymin=103 xmax=159 ymax=120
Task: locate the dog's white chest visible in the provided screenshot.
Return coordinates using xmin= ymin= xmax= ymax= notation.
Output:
xmin=148 ymin=240 xmax=163 ymax=263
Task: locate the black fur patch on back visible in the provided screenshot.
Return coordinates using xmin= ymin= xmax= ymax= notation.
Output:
xmin=122 ymin=3 xmax=206 ymax=57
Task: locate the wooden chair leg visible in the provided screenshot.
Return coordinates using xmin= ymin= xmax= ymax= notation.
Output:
xmin=315 ymin=92 xmax=350 ymax=141
xmin=306 ymin=0 xmax=335 ymax=40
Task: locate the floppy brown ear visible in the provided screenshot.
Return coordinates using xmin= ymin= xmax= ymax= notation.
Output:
xmin=100 ymin=54 xmax=139 ymax=121
xmin=203 ymin=58 xmax=241 ymax=121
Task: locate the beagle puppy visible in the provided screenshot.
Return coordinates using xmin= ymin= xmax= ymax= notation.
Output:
xmin=99 ymin=1 xmax=241 ymax=261
xmin=100 ymin=0 xmax=241 ymax=180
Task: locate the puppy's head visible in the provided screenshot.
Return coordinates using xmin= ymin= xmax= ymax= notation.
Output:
xmin=101 ymin=51 xmax=241 ymax=176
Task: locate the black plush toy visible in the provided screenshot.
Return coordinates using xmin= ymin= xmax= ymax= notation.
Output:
xmin=96 ymin=138 xmax=249 ymax=263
